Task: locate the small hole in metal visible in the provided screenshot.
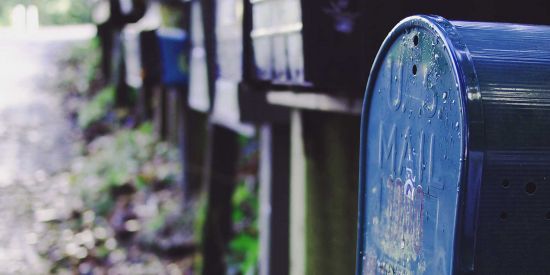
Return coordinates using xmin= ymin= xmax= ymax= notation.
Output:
xmin=501 ymin=179 xmax=510 ymax=188
xmin=413 ymin=35 xmax=419 ymax=46
xmin=525 ymin=182 xmax=537 ymax=195
xmin=412 ymin=65 xmax=417 ymax=75
xmin=500 ymin=212 xmax=508 ymax=220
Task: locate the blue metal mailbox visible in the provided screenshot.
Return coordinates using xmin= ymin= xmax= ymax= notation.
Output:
xmin=357 ymin=15 xmax=550 ymax=274
xmin=157 ymin=28 xmax=189 ymax=87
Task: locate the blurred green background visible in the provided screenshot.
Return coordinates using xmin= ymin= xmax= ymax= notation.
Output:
xmin=0 ymin=0 xmax=92 ymax=26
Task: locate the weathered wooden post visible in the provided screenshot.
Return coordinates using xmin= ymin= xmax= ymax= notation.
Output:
xmin=200 ymin=0 xmax=255 ymax=274
xmin=184 ymin=0 xmax=210 ymax=199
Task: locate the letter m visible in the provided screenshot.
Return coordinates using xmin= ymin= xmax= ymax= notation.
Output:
xmin=378 ymin=122 xmax=396 ymax=172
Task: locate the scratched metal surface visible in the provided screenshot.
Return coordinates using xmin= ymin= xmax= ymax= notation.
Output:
xmin=358 ymin=15 xmax=550 ymax=274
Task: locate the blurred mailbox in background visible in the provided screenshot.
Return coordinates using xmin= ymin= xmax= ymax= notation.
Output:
xmin=249 ymin=0 xmax=368 ymax=93
xmin=357 ymin=15 xmax=550 ymax=274
xmin=157 ymin=28 xmax=189 ymax=87
xmin=122 ymin=2 xmax=161 ymax=89
xmin=211 ymin=0 xmax=254 ymax=135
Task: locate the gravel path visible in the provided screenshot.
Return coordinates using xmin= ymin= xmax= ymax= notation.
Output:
xmin=0 ymin=26 xmax=95 ymax=274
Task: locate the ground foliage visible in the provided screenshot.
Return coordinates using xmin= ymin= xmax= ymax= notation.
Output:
xmin=48 ymin=35 xmax=262 ymax=274
xmin=42 ymin=37 xmax=199 ymax=274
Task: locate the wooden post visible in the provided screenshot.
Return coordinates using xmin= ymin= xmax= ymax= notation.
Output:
xmin=259 ymin=123 xmax=290 ymax=275
xmin=153 ymin=86 xmax=167 ymax=140
xmin=137 ymin=82 xmax=154 ymax=122
xmin=180 ymin=109 xmax=209 ymax=201
xmin=201 ymin=125 xmax=240 ymax=275
xmin=302 ymin=111 xmax=360 ymax=275
xmin=97 ymin=22 xmax=114 ymax=83
xmin=167 ymin=88 xmax=182 ymax=145
xmin=288 ymin=110 xmax=360 ymax=275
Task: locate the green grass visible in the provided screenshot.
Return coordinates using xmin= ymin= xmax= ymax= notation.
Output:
xmin=78 ymin=85 xmax=115 ymax=129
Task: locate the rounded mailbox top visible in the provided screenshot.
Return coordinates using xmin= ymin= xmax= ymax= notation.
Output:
xmin=358 ymin=15 xmax=479 ymax=274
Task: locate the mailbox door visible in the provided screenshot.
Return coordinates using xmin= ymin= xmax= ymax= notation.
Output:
xmin=358 ymin=18 xmax=466 ymax=274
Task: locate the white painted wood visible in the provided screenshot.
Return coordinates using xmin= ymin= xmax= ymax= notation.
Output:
xmin=267 ymin=91 xmax=362 ymax=115
xmin=290 ymin=110 xmax=306 ymax=275
xmin=259 ymin=124 xmax=272 ymax=275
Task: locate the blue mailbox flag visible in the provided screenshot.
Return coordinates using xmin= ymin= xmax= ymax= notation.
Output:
xmin=358 ymin=15 xmax=550 ymax=274
xmin=157 ymin=28 xmax=189 ymax=87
